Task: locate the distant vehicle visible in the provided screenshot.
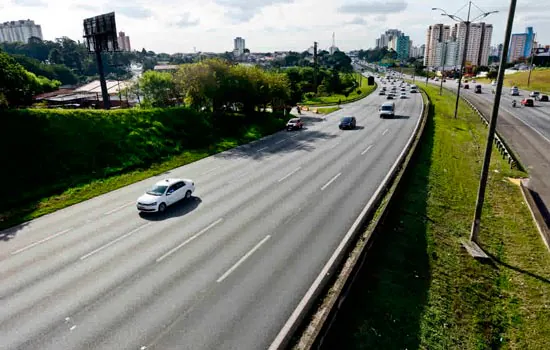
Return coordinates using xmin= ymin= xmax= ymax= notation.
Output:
xmin=286 ymin=118 xmax=304 ymax=131
xmin=511 ymin=86 xmax=519 ymax=96
xmin=137 ymin=178 xmax=195 ymax=213
xmin=529 ymin=91 xmax=540 ymax=100
xmin=400 ymin=92 xmax=407 ymax=99
xmin=400 ymin=87 xmax=406 ymax=91
xmin=339 ymin=116 xmax=356 ymax=129
xmin=379 ymin=101 xmax=396 ymax=118
xmin=387 ymin=94 xmax=395 ymax=100
xmin=410 ymin=88 xmax=418 ymax=93
xmin=471 ymin=79 xmax=476 ymax=83
xmin=379 ymin=90 xmax=386 ymax=95
xmin=474 ymin=85 xmax=482 ymax=93
xmin=521 ymin=98 xmax=534 ymax=107
xmin=540 ymin=95 xmax=549 ymax=102
xmin=491 ymin=80 xmax=497 ymax=86
xmin=464 ymin=84 xmax=469 ymax=89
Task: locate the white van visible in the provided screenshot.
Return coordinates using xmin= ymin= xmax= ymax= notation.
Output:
xmin=379 ymin=102 xmax=395 ymax=118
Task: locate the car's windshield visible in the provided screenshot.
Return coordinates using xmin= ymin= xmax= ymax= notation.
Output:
xmin=381 ymin=105 xmax=393 ymax=111
xmin=288 ymin=119 xmax=299 ymax=123
xmin=147 ymin=185 xmax=168 ymax=196
xmin=341 ymin=117 xmax=352 ymax=122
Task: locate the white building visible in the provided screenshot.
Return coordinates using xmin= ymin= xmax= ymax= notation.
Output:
xmin=0 ymin=19 xmax=43 ymax=43
xmin=234 ymin=37 xmax=246 ymax=56
xmin=375 ymin=29 xmax=402 ymax=49
xmin=424 ymin=24 xmax=451 ymax=67
xmin=117 ymin=31 xmax=131 ymax=52
xmin=454 ymin=22 xmax=492 ymax=67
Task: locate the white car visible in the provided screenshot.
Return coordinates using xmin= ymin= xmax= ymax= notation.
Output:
xmin=400 ymin=92 xmax=407 ymax=99
xmin=491 ymin=80 xmax=497 ymax=86
xmin=530 ymin=91 xmax=540 ymax=99
xmin=137 ymin=178 xmax=195 ymax=213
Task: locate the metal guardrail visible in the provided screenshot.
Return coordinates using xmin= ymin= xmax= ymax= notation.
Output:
xmin=461 ymin=97 xmax=519 ymax=169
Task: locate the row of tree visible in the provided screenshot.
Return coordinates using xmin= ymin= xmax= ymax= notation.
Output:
xmin=0 ymin=49 xmax=60 ymax=108
xmin=134 ymin=59 xmax=291 ymax=114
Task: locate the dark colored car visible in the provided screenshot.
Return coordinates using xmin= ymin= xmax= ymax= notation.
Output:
xmin=464 ymin=84 xmax=470 ymax=89
xmin=286 ymin=118 xmax=304 ymax=131
xmin=339 ymin=116 xmax=356 ymax=130
xmin=474 ymin=85 xmax=482 ymax=93
xmin=521 ymin=98 xmax=534 ymax=107
xmin=540 ymin=95 xmax=549 ymax=102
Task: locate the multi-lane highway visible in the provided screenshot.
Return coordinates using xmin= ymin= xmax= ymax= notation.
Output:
xmin=0 ymin=79 xmax=423 ymax=350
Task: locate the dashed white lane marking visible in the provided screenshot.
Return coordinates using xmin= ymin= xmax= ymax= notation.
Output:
xmin=155 ymin=218 xmax=223 ymax=262
xmin=276 ymin=139 xmax=286 ymax=144
xmin=103 ymin=202 xmax=134 ymax=215
xmin=201 ymin=167 xmax=220 ymax=175
xmin=11 ymin=228 xmax=72 ymax=255
xmin=278 ymin=167 xmax=302 ymax=182
xmin=382 ymin=128 xmax=389 ymax=136
xmin=79 ymin=222 xmax=153 ymax=260
xmin=257 ymin=146 xmax=269 ymax=152
xmin=216 ymin=235 xmax=271 ymax=283
xmin=321 ymin=172 xmax=342 ymax=191
xmin=361 ymin=145 xmax=373 ymax=155
xmin=329 ymin=141 xmax=341 ymax=149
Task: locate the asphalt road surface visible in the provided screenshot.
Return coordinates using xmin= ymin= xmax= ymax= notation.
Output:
xmin=408 ymin=74 xmax=550 ymax=223
xmin=0 ymin=80 xmax=423 ymax=350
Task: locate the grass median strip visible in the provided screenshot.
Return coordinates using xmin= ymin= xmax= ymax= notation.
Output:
xmin=302 ymin=73 xmax=376 ymax=106
xmin=322 ymin=83 xmax=550 ymax=349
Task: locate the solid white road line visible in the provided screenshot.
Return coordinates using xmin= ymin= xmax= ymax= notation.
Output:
xmin=320 ymin=172 xmax=342 ymax=191
xmin=201 ymin=167 xmax=220 ymax=176
xmin=257 ymin=146 xmax=269 ymax=152
xmin=382 ymin=128 xmax=389 ymax=135
xmin=278 ymin=167 xmax=302 ymax=182
xmin=155 ymin=218 xmax=223 ymax=263
xmin=79 ymin=222 xmax=153 ymax=260
xmin=216 ymin=235 xmax=271 ymax=283
xmin=103 ymin=201 xmax=134 ymax=215
xmin=276 ymin=139 xmax=286 ymax=144
xmin=361 ymin=145 xmax=373 ymax=155
xmin=11 ymin=228 xmax=72 ymax=255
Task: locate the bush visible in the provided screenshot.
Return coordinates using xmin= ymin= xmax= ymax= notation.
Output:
xmin=0 ymin=107 xmax=212 ymax=208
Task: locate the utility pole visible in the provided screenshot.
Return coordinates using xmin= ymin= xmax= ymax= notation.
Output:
xmin=469 ymin=0 xmax=516 ymax=244
xmin=440 ymin=42 xmax=447 ymax=95
xmin=313 ymin=41 xmax=318 ymax=93
xmin=527 ymin=32 xmax=537 ymax=88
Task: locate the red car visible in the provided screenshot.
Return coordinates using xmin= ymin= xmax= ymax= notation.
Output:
xmin=521 ymin=98 xmax=534 ymax=107
xmin=286 ymin=117 xmax=304 ymax=131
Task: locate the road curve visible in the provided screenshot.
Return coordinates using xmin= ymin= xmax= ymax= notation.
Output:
xmin=0 ymin=78 xmax=424 ymax=350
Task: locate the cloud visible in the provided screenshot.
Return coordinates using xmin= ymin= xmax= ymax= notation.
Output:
xmin=374 ymin=14 xmax=387 ymax=22
xmin=173 ymin=12 xmax=200 ymax=28
xmin=12 ymin=0 xmax=46 ymax=7
xmin=72 ymin=4 xmax=99 ymax=12
xmin=112 ymin=5 xmax=153 ymax=19
xmin=346 ymin=17 xmax=367 ymax=25
xmin=214 ymin=0 xmax=295 ymax=23
xmin=338 ymin=1 xmax=407 ymax=15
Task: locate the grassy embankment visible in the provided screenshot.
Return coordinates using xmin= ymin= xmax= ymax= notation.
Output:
xmin=0 ymin=108 xmax=287 ymax=230
xmin=477 ymin=68 xmax=550 ymax=94
xmin=302 ymin=72 xmax=376 ymax=106
xmin=322 ymin=83 xmax=550 ymax=349
xmin=315 ymin=106 xmax=341 ymax=115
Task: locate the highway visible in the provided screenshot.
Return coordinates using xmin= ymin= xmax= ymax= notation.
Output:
xmin=0 ymin=79 xmax=423 ymax=350
xmin=406 ymin=73 xmax=550 ymax=221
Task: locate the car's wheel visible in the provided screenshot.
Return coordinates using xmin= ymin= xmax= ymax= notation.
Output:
xmin=185 ymin=190 xmax=192 ymax=199
xmin=158 ymin=203 xmax=166 ymax=213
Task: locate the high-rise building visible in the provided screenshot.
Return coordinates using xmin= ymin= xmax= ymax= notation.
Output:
xmin=396 ymin=35 xmax=410 ymax=60
xmin=508 ymin=27 xmax=536 ymax=63
xmin=234 ymin=37 xmax=245 ymax=56
xmin=375 ymin=29 xmax=403 ymax=49
xmin=424 ymin=24 xmax=451 ymax=67
xmin=117 ymin=31 xmax=131 ymax=51
xmin=0 ymin=19 xmax=42 ymax=43
xmin=497 ymin=43 xmax=504 ymax=60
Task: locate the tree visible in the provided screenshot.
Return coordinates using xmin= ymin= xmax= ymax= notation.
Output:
xmin=138 ymin=70 xmax=178 ymax=107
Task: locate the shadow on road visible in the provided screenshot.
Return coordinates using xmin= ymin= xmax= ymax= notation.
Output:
xmin=0 ymin=214 xmax=31 ymax=242
xmin=140 ymin=197 xmax=202 ymax=221
xmin=321 ymin=102 xmax=435 ymax=349
xmin=212 ymin=128 xmax=338 ymax=160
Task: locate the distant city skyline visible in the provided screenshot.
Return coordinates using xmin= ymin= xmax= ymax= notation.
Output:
xmin=1 ymin=0 xmax=548 ymax=53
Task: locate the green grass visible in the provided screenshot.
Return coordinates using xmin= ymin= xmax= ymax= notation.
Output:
xmin=477 ymin=68 xmax=550 ymax=94
xmin=0 ymin=119 xmax=285 ymax=230
xmin=315 ymin=106 xmax=341 ymax=115
xmin=301 ymin=73 xmax=376 ymax=106
xmin=322 ymin=84 xmax=550 ymax=349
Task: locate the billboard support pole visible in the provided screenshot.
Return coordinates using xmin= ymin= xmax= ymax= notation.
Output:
xmin=95 ymin=50 xmax=110 ymax=110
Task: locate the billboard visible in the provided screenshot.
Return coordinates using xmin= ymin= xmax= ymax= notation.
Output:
xmin=83 ymin=12 xmax=118 ymax=52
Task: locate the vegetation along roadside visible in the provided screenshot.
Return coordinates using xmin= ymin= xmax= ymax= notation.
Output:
xmin=321 ymin=83 xmax=550 ymax=349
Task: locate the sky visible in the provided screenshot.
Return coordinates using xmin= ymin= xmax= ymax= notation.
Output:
xmin=1 ymin=0 xmax=548 ymax=54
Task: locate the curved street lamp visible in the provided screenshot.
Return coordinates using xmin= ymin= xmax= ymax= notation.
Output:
xmin=432 ymin=2 xmax=498 ymax=118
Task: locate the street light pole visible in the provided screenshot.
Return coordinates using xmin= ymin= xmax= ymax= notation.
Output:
xmin=440 ymin=41 xmax=448 ymax=95
xmin=469 ymin=0 xmax=517 ymax=243
xmin=454 ymin=2 xmax=472 ymax=119
xmin=527 ymin=32 xmax=537 ymax=88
